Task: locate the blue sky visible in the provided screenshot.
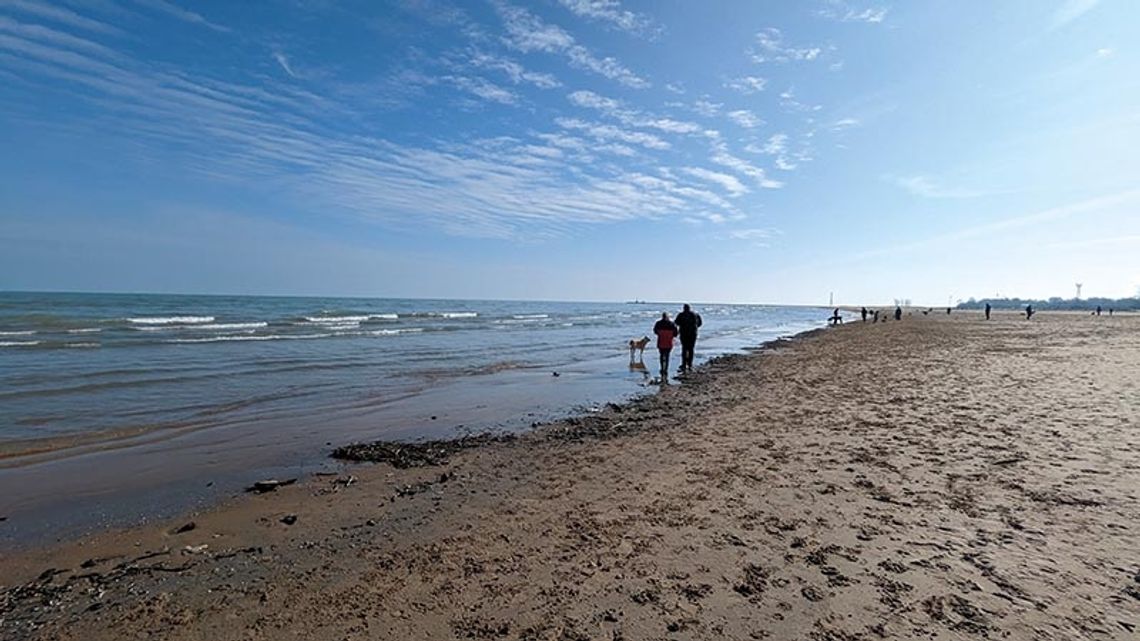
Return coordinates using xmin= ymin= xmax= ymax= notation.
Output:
xmin=1 ymin=0 xmax=1137 ymax=304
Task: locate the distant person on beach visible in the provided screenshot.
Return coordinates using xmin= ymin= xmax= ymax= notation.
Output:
xmin=861 ymin=307 xmax=868 ymax=322
xmin=674 ymin=304 xmax=702 ymax=374
xmin=829 ymin=308 xmax=843 ymax=325
xmin=873 ymin=310 xmax=880 ymax=323
xmin=1025 ymin=304 xmax=1035 ymax=320
xmin=985 ymin=303 xmax=992 ymax=320
xmin=947 ymin=307 xmax=951 ymax=315
xmin=894 ymin=306 xmax=902 ymax=321
xmin=1096 ymin=305 xmax=1102 ymax=316
xmin=653 ymin=312 xmax=678 ymax=381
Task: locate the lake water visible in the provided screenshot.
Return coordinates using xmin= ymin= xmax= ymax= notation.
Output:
xmin=0 ymin=292 xmax=833 ymax=544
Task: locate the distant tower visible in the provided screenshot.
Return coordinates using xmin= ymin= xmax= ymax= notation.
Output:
xmin=829 ymin=291 xmax=833 ymax=306
xmin=1075 ymin=283 xmax=1083 ymax=300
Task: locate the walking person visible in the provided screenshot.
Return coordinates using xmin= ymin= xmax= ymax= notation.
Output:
xmin=894 ymin=306 xmax=903 ymax=321
xmin=985 ymin=302 xmax=991 ymax=320
xmin=653 ymin=312 xmax=678 ymax=382
xmin=674 ymin=304 xmax=702 ymax=374
xmin=861 ymin=307 xmax=868 ymax=322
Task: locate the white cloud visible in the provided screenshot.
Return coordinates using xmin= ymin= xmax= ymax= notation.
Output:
xmin=1050 ymin=0 xmax=1100 ymax=31
xmin=818 ymin=1 xmax=888 ymax=24
xmin=745 ymin=134 xmax=802 ymax=171
xmin=1 ymin=0 xmax=121 ymax=35
xmin=272 ymin=52 xmax=297 ymax=79
xmin=829 ymin=117 xmax=859 ymax=130
xmin=682 ymin=167 xmax=749 ymax=196
xmin=725 ymin=75 xmax=767 ymax=94
xmin=556 ymin=0 xmax=658 ymax=37
xmin=750 ymin=28 xmax=824 ymax=64
xmin=761 ymin=133 xmax=787 ymax=155
xmin=727 ymin=109 xmax=763 ymax=129
xmin=567 ymin=89 xmax=621 ymax=111
xmin=1095 ymin=47 xmax=1113 ymax=58
xmin=467 ymin=50 xmax=561 ymax=88
xmin=1 ymin=23 xmax=747 ymax=239
xmin=567 ymin=90 xmax=702 ymax=134
xmin=693 ymin=98 xmax=721 ymax=117
xmin=129 ymin=0 xmax=229 ymax=33
xmin=496 ymin=2 xmax=649 ymax=88
xmin=709 ymin=140 xmax=783 ymax=189
xmin=726 ymin=228 xmax=778 ymax=246
xmin=778 ymin=88 xmax=822 ymax=113
xmin=888 ymin=175 xmax=992 ymax=199
xmin=0 ymin=15 xmax=121 ymax=58
xmin=555 ymin=117 xmax=670 ymax=149
xmin=445 ymin=75 xmax=518 ymax=104
xmin=729 ymin=228 xmax=774 ymax=240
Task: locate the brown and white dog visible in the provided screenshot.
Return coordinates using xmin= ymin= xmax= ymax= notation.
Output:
xmin=629 ymin=335 xmax=650 ymax=360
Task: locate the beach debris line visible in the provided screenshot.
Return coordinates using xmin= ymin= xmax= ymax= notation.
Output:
xmin=331 ymin=432 xmax=514 ymax=468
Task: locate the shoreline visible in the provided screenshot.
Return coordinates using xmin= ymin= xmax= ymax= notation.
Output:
xmin=0 ymin=324 xmax=828 ymax=562
xmin=0 ymin=320 xmax=830 ymax=549
xmin=3 ymin=313 xmax=1137 ymax=640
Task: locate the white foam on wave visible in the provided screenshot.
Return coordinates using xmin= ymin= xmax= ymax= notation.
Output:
xmin=314 ymin=322 xmax=361 ymax=332
xmin=370 ymin=328 xmax=425 ymax=336
xmin=438 ymin=312 xmax=477 ymax=319
xmin=0 ymin=330 xmax=35 ymax=336
xmin=67 ymin=328 xmax=102 ymax=334
xmin=128 ymin=316 xmax=215 ymax=325
xmin=198 ymin=322 xmax=268 ymax=330
xmin=0 ymin=340 xmax=40 ymax=347
xmin=166 ymin=333 xmax=331 ymax=344
xmin=65 ymin=342 xmax=100 ymax=348
xmin=512 ymin=314 xmax=549 ymax=319
xmin=494 ymin=317 xmax=546 ymax=325
xmin=304 ymin=315 xmax=370 ymax=323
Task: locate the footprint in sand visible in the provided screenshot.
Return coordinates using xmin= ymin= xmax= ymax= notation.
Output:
xmin=801 ymin=585 xmax=825 ymax=602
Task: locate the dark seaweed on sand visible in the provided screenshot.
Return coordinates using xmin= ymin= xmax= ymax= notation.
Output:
xmin=330 ymin=433 xmax=514 ymax=468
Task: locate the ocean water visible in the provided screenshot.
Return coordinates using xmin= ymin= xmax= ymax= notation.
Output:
xmin=0 ymin=292 xmax=831 ymax=542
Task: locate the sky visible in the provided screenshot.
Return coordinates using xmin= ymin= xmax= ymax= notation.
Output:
xmin=0 ymin=0 xmax=1137 ymax=305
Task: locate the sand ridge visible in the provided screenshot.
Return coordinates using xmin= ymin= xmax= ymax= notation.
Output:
xmin=1 ymin=313 xmax=1138 ymax=640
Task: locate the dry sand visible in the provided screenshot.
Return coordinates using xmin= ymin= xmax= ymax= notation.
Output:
xmin=2 ymin=312 xmax=1138 ymax=640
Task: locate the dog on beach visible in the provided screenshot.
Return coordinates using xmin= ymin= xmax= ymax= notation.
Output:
xmin=629 ymin=335 xmax=650 ymax=360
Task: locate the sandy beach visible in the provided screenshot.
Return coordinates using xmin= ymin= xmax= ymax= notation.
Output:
xmin=2 ymin=312 xmax=1138 ymax=640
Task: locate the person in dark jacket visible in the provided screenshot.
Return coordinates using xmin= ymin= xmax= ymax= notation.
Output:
xmin=894 ymin=306 xmax=902 ymax=321
xmin=653 ymin=312 xmax=678 ymax=381
xmin=674 ymin=304 xmax=703 ymax=374
xmin=985 ymin=303 xmax=991 ymax=320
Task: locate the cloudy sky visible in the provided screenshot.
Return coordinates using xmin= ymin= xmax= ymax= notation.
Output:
xmin=1 ymin=0 xmax=1137 ymax=304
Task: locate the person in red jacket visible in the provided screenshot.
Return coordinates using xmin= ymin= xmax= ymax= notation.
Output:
xmin=653 ymin=312 xmax=679 ymax=382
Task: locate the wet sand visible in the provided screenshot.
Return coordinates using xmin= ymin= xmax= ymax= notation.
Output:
xmin=2 ymin=312 xmax=1138 ymax=640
